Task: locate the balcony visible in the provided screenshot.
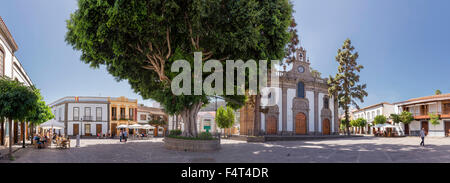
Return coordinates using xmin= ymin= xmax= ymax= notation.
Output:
xmin=112 ymin=115 xmax=135 ymax=121
xmin=82 ymin=116 xmax=93 ymax=121
xmin=414 ymin=115 xmax=430 ymax=120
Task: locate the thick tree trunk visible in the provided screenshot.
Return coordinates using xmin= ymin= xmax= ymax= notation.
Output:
xmin=9 ymin=118 xmax=13 ymax=156
xmin=175 ymin=115 xmax=178 ymax=130
xmin=22 ymin=121 xmax=25 ymax=148
xmin=181 ymin=102 xmax=203 ymax=137
xmin=1 ymin=120 xmax=4 ymax=146
xmin=253 ymin=94 xmax=261 ymax=136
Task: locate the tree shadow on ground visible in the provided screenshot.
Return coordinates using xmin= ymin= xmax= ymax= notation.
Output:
xmin=8 ymin=137 xmax=450 ymax=163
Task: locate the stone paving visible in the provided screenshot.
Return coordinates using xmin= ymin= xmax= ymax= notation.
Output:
xmin=1 ymin=136 xmax=450 ymax=163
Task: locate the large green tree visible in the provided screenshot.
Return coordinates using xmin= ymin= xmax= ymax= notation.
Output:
xmin=66 ymin=0 xmax=293 ymax=137
xmin=328 ymin=39 xmax=368 ymax=135
xmin=0 ymin=78 xmax=38 ymax=157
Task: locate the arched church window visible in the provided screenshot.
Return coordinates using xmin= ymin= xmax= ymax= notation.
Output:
xmin=297 ymin=82 xmax=305 ymax=98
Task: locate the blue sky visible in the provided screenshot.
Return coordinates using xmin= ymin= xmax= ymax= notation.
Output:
xmin=1 ymin=0 xmax=449 ymax=108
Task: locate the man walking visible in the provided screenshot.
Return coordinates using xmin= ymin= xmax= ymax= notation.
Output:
xmin=124 ymin=130 xmax=128 ymax=142
xmin=119 ymin=130 xmax=123 ymax=142
xmin=420 ymin=128 xmax=426 ymax=146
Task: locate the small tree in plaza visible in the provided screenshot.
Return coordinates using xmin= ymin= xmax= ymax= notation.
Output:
xmin=215 ymin=106 xmax=228 ymax=137
xmin=0 ymin=78 xmax=38 ymax=157
xmin=373 ymin=115 xmax=387 ymax=125
xmin=216 ymin=106 xmax=236 ymax=138
xmin=356 ymin=118 xmax=367 ymax=134
xmin=399 ymin=111 xmax=414 ymax=125
xmin=390 ymin=114 xmax=401 ymax=124
xmin=435 ymin=90 xmax=442 ymax=95
xmin=327 ymin=39 xmax=368 ymax=136
xmin=429 ymin=113 xmax=440 ymax=126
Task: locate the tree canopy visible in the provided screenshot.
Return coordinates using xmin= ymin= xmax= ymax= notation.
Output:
xmin=435 ymin=90 xmax=442 ymax=95
xmin=373 ymin=115 xmax=387 ymax=125
xmin=399 ymin=111 xmax=414 ymax=125
xmin=0 ymin=78 xmax=38 ymax=122
xmin=216 ymin=106 xmax=235 ymax=130
xmin=429 ymin=113 xmax=440 ymax=126
xmin=390 ymin=113 xmax=401 ymax=124
xmin=66 ymin=0 xmax=293 ymax=137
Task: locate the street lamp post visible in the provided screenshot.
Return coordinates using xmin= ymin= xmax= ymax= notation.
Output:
xmin=80 ymin=117 xmax=83 ymax=139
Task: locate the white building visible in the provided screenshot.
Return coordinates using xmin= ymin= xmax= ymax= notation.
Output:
xmin=1 ymin=16 xmax=34 ymax=147
xmin=240 ymin=47 xmax=339 ymax=136
xmin=395 ymin=94 xmax=450 ymax=137
xmin=137 ymin=104 xmax=167 ymax=136
xmin=49 ymin=97 xmax=109 ymax=136
xmin=351 ymin=102 xmax=396 ymax=134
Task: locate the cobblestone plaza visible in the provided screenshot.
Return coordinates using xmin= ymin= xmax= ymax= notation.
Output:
xmin=3 ymin=136 xmax=450 ymax=163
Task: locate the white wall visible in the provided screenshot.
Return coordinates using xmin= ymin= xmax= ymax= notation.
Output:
xmin=67 ymin=103 xmax=108 ymax=122
xmin=287 ymin=89 xmax=295 ymax=132
xmin=261 ymin=113 xmax=265 ymax=131
xmin=0 ymin=36 xmax=13 ymax=78
xmin=330 ymin=96 xmax=335 ymax=132
xmin=306 ymin=91 xmax=314 ymax=132
xmin=318 ymin=93 xmax=324 ymax=132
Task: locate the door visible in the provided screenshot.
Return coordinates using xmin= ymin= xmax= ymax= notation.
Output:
xmin=96 ymin=124 xmax=102 ymax=135
xmin=266 ymin=116 xmax=277 ymax=135
xmin=445 ymin=121 xmax=450 ymax=137
xmin=295 ymin=113 xmax=307 ymax=135
xmin=404 ymin=124 xmax=410 ymax=135
xmin=322 ymin=118 xmax=330 ymax=135
xmin=111 ymin=123 xmax=117 ymax=136
xmin=73 ymin=124 xmax=79 ymax=136
xmin=85 ymin=124 xmax=91 ymax=136
xmin=421 ymin=121 xmax=429 ymax=135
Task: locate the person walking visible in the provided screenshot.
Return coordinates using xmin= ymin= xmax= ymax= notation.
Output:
xmin=119 ymin=130 xmax=123 ymax=142
xmin=420 ymin=128 xmax=426 ymax=146
xmin=124 ymin=130 xmax=128 ymax=142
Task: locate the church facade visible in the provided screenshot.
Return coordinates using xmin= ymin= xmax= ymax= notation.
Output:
xmin=240 ymin=47 xmax=339 ymax=136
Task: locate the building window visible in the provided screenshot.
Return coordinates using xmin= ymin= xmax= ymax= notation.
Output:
xmin=96 ymin=107 xmax=102 ymax=121
xmin=112 ymin=107 xmax=117 ymax=120
xmin=120 ymin=108 xmax=126 ymax=119
xmin=377 ymin=110 xmax=381 ymax=116
xmin=372 ymin=111 xmax=375 ymax=119
xmin=59 ymin=108 xmax=62 ymax=121
xmin=84 ymin=107 xmax=91 ymax=121
xmin=297 ymin=82 xmax=305 ymax=98
xmin=323 ymin=97 xmax=329 ymax=109
xmin=73 ymin=107 xmax=79 ymax=121
xmin=129 ymin=108 xmax=134 ymax=120
xmin=0 ymin=49 xmax=4 ymax=76
xmin=443 ymin=103 xmax=450 ymax=114
xmin=140 ymin=114 xmax=147 ymax=121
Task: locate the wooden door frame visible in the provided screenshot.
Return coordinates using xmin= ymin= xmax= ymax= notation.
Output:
xmin=421 ymin=121 xmax=429 ymax=135
xmin=322 ymin=118 xmax=330 ymax=135
xmin=295 ymin=112 xmax=307 ymax=135
xmin=265 ymin=116 xmax=277 ymax=135
xmin=73 ymin=124 xmax=79 ymax=136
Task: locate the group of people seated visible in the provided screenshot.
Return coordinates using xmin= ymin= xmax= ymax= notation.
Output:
xmin=33 ymin=133 xmax=70 ymax=149
xmin=33 ymin=134 xmax=49 ymax=149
